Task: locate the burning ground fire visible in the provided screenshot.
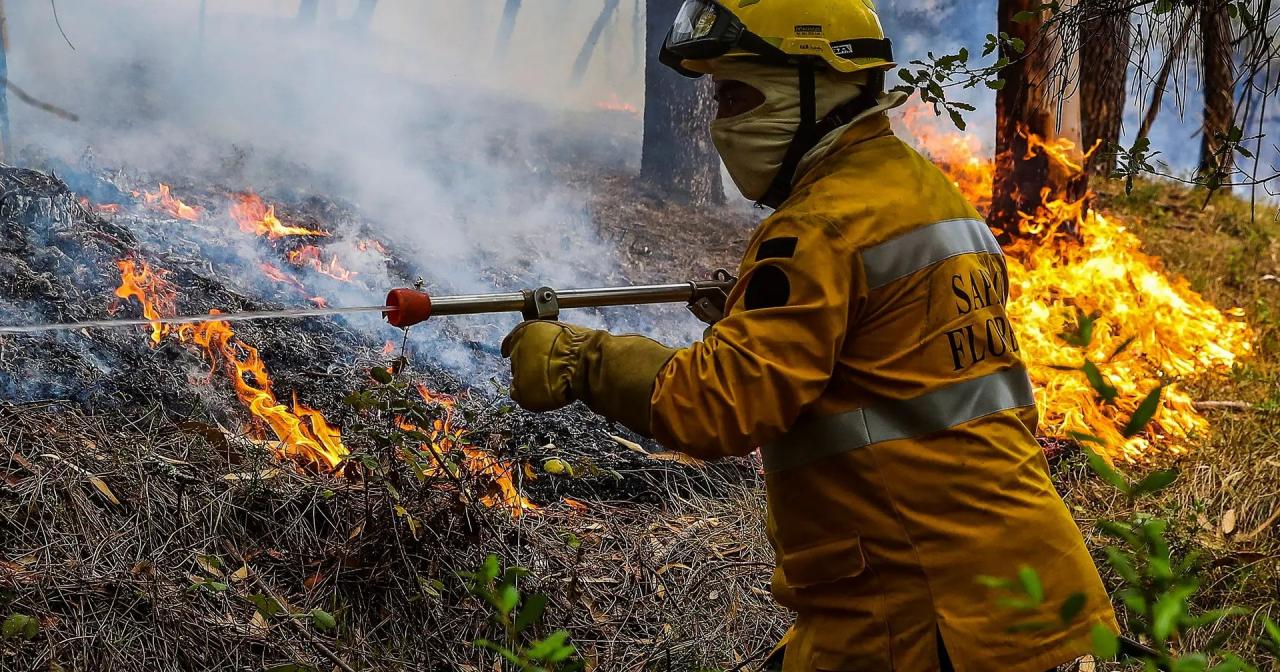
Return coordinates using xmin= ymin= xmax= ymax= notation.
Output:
xmin=901 ymin=107 xmax=1251 ymax=462
xmin=114 ymin=257 xmax=348 ymax=469
xmin=230 ymin=192 xmax=329 ymax=240
xmin=113 ymin=256 xmax=536 ymax=513
xmin=132 ymin=183 xmax=204 ymax=221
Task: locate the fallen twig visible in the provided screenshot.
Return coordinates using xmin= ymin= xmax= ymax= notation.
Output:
xmin=1192 ymin=400 xmax=1255 ymax=411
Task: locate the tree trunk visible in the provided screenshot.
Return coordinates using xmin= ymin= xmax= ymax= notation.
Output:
xmin=297 ymin=0 xmax=319 ymax=25
xmin=1199 ymin=0 xmax=1235 ymax=173
xmin=0 ymin=0 xmax=9 ymax=162
xmin=640 ymin=0 xmax=724 ymax=206
xmin=495 ymin=0 xmax=521 ymax=58
xmin=990 ymin=0 xmax=1087 ymax=234
xmin=1079 ymin=4 xmax=1130 ymax=175
xmin=571 ymin=0 xmax=621 ymax=85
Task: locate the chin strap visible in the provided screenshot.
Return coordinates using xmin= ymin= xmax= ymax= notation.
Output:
xmin=757 ymin=68 xmax=885 ymax=210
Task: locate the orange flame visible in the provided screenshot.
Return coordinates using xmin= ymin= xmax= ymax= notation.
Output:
xmin=595 ymin=93 xmax=639 ymax=115
xmin=259 ymin=262 xmax=306 ymax=290
xmin=357 ymin=239 xmax=389 ymax=255
xmin=230 ymin=193 xmax=329 ymax=240
xmin=406 ymin=384 xmax=539 ymax=516
xmin=115 ymin=258 xmax=348 ymax=469
xmin=113 ymin=258 xmax=176 ymax=344
xmin=79 ymin=197 xmax=122 ymax=215
xmin=287 ymin=245 xmax=357 ymax=283
xmin=132 ymin=184 xmax=204 ymax=221
xmin=901 ymin=109 xmax=1252 ymax=461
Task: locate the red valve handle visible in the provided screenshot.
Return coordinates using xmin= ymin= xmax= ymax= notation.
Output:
xmin=384 ymin=288 xmax=432 ymax=328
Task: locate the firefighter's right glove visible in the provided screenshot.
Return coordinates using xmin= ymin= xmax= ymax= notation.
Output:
xmin=500 ymin=321 xmax=676 ymax=436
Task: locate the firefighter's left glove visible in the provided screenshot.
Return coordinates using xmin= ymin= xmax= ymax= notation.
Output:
xmin=501 ymin=321 xmax=676 ymax=436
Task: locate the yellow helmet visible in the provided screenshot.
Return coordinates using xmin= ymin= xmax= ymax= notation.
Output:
xmin=659 ymin=0 xmax=894 ymax=78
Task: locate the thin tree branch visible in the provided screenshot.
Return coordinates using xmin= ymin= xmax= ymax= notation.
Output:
xmin=1 ymin=76 xmax=78 ymax=122
xmin=50 ymin=0 xmax=75 ymax=50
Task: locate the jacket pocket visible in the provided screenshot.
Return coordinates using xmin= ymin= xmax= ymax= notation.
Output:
xmin=779 ymin=536 xmax=867 ymax=589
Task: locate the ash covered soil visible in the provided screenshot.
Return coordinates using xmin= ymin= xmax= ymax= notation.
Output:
xmin=0 ymin=113 xmax=785 ymax=671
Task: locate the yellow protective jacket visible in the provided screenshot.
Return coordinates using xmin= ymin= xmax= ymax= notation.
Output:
xmin=649 ymin=114 xmax=1117 ymax=672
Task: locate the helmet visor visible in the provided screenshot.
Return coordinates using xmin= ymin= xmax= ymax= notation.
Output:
xmin=670 ymin=0 xmax=723 ymax=46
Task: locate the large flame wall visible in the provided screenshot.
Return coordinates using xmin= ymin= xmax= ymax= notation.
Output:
xmin=901 ymin=107 xmax=1251 ymax=462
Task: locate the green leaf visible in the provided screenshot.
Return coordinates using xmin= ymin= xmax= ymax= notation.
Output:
xmin=1208 ymin=653 xmax=1255 ymax=672
xmin=1106 ymin=336 xmax=1136 ymax=362
xmin=1009 ymin=37 xmax=1026 ymax=53
xmin=1092 ymin=623 xmax=1120 ymax=659
xmin=1017 ymin=566 xmax=1044 ymax=604
xmin=1152 ymin=583 xmax=1197 ymax=643
xmin=1 ymin=613 xmax=39 ymax=641
xmin=1068 ymin=431 xmax=1106 ymax=445
xmin=1081 ymin=361 xmax=1118 ymax=404
xmin=1131 ymin=469 xmax=1179 ymax=497
xmin=496 ymin=585 xmax=519 ymax=616
xmin=985 ymin=78 xmax=1007 ymax=90
xmin=370 ymin=367 xmax=393 ymax=384
xmin=1171 ymin=654 xmax=1210 ymax=672
xmin=1104 ymin=547 xmax=1141 ymax=585
xmin=975 ymin=575 xmax=1015 ymax=590
xmin=1261 ymin=617 xmax=1280 ymax=656
xmin=1059 ymin=592 xmax=1087 ymax=624
xmin=515 ymin=593 xmax=548 ymax=633
xmin=1085 ymin=448 xmax=1130 ymax=494
xmin=480 ymin=554 xmax=500 ymax=585
xmin=547 ymin=641 xmax=578 ymax=663
xmin=248 ymin=593 xmax=284 ymax=619
xmin=310 ymin=608 xmax=336 ymax=632
xmin=1123 ymin=385 xmax=1166 ymax=438
xmin=948 ymin=108 xmax=967 ymax=131
xmin=1063 ymin=312 xmax=1096 ymax=347
xmin=527 ymin=630 xmax=571 ymax=661
xmin=1013 ymin=10 xmax=1038 ymax=22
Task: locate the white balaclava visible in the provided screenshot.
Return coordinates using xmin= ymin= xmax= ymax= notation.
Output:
xmin=707 ymin=59 xmax=908 ymax=203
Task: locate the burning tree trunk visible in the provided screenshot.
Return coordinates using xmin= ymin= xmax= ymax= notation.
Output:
xmin=1199 ymin=0 xmax=1235 ymax=175
xmin=640 ymin=0 xmax=724 ymax=206
xmin=0 ymin=0 xmax=9 ymax=161
xmin=990 ymin=0 xmax=1087 ymax=233
xmin=571 ymin=0 xmax=621 ymax=85
xmin=1079 ymin=4 xmax=1130 ymax=176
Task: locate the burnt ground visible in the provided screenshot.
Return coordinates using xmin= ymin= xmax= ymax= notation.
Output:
xmin=0 ymin=120 xmax=782 ymax=671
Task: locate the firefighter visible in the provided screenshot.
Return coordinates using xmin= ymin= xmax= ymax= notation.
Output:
xmin=502 ymin=0 xmax=1118 ymax=669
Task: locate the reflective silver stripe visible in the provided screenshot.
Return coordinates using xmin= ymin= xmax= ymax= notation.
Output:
xmin=761 ymin=367 xmax=1036 ymax=474
xmin=861 ymin=218 xmax=1002 ymax=290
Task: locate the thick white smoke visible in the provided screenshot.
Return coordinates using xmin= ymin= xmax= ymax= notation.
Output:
xmin=4 ymin=0 xmax=717 ymax=377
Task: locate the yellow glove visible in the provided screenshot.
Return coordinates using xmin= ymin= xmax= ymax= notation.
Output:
xmin=500 ymin=321 xmax=676 ymax=436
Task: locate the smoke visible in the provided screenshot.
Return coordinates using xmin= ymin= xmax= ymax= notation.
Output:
xmin=4 ymin=0 xmax=712 ymax=380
